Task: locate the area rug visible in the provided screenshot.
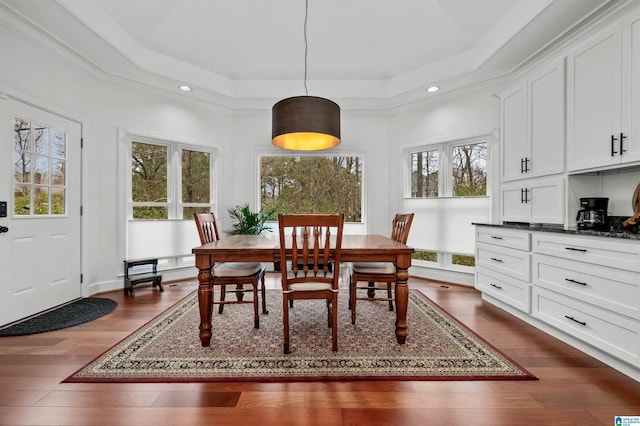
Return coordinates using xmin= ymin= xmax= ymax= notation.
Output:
xmin=64 ymin=290 xmax=535 ymax=383
xmin=0 ymin=298 xmax=118 ymax=337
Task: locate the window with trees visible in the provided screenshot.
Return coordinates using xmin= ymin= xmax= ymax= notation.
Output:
xmin=411 ymin=141 xmax=486 ymax=198
xmin=260 ymin=155 xmax=363 ymax=222
xmin=130 ymin=141 xmax=213 ymax=220
xmin=13 ymin=118 xmax=66 ymax=216
xmin=406 ymin=136 xmax=489 ymax=271
xmin=126 ymin=138 xmax=215 ymax=265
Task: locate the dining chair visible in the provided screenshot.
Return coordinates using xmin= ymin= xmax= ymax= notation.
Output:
xmin=193 ymin=213 xmax=267 ymax=328
xmin=277 ymin=213 xmax=344 ymax=354
xmin=349 ymin=213 xmax=414 ymax=324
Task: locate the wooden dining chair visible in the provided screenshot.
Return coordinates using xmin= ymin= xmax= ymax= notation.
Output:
xmin=193 ymin=213 xmax=267 ymax=328
xmin=349 ymin=213 xmax=414 ymax=324
xmin=277 ymin=213 xmax=344 ymax=354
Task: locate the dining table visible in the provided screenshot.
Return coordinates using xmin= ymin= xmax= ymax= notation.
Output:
xmin=192 ymin=233 xmax=414 ymax=347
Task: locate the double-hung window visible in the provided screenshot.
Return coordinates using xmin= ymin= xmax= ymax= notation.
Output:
xmin=126 ymin=136 xmax=215 ymax=267
xmin=404 ymin=135 xmax=490 ymax=271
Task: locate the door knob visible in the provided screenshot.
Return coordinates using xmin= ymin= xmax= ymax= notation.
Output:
xmin=0 ymin=226 xmax=8 ymax=233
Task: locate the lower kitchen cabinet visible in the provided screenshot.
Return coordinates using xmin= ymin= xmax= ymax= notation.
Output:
xmin=532 ymin=286 xmax=640 ymax=367
xmin=474 ymin=226 xmax=531 ymax=313
xmin=475 ymin=224 xmax=640 ymax=375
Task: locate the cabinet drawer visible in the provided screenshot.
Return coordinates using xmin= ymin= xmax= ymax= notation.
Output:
xmin=532 ymin=233 xmax=640 ymax=272
xmin=476 ymin=268 xmax=530 ymax=313
xmin=532 ymin=287 xmax=640 ymax=367
xmin=476 ymin=243 xmax=530 ymax=282
xmin=533 ymin=253 xmax=640 ymax=319
xmin=476 ymin=227 xmax=530 ymax=251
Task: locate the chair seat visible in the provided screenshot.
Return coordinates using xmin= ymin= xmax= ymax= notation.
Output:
xmin=287 ymin=282 xmax=334 ymax=291
xmin=351 ymin=262 xmax=395 ymax=274
xmin=213 ymin=262 xmax=262 ymax=277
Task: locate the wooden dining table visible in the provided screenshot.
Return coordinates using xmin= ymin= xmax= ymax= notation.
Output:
xmin=192 ymin=234 xmax=414 ymax=347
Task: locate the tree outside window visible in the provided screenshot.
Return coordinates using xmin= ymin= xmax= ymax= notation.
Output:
xmin=130 ymin=141 xmax=213 ymax=220
xmin=452 ymin=142 xmax=486 ymax=196
xmin=411 ymin=149 xmax=438 ymax=197
xmin=260 ymin=156 xmax=362 ymax=222
xmin=13 ymin=118 xmax=66 ymax=216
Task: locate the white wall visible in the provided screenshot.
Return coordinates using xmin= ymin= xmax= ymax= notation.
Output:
xmin=1 ymin=21 xmax=233 ymax=292
xmin=0 ymin=18 xmax=399 ymax=293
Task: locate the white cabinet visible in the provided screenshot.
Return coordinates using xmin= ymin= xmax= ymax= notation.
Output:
xmin=530 ymin=232 xmax=640 ymax=368
xmin=474 ymin=227 xmax=531 ymax=313
xmin=567 ymin=10 xmax=640 ymax=172
xmin=476 ymin=225 xmax=640 ymax=373
xmin=500 ymin=60 xmax=565 ymax=182
xmin=500 ymin=176 xmax=564 ymax=224
xmin=500 ymin=82 xmax=528 ymax=181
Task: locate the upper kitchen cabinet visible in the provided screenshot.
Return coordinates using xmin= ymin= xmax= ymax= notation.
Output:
xmin=567 ymin=9 xmax=640 ymax=173
xmin=500 ymin=59 xmax=565 ymax=182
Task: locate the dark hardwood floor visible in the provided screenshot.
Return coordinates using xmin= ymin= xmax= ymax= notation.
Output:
xmin=1 ymin=272 xmax=639 ymax=425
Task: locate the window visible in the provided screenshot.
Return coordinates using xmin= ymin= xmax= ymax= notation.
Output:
xmin=126 ymin=137 xmax=215 ymax=263
xmin=404 ymin=135 xmax=491 ymax=273
xmin=13 ymin=118 xmax=66 ymax=216
xmin=410 ymin=148 xmax=439 ymax=197
xmin=130 ymin=141 xmax=213 ymax=220
xmin=452 ymin=142 xmax=486 ymax=196
xmin=259 ymin=155 xmax=363 ymax=222
xmin=410 ymin=140 xmax=486 ymax=198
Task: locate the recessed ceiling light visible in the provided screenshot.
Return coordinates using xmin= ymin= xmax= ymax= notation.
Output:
xmin=426 ymin=86 xmax=440 ymax=93
xmin=179 ymin=85 xmax=193 ymax=92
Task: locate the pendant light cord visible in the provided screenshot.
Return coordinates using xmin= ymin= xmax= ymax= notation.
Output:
xmin=303 ymin=0 xmax=309 ymax=96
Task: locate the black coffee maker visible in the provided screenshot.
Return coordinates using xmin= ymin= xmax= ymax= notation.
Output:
xmin=576 ymin=197 xmax=610 ymax=230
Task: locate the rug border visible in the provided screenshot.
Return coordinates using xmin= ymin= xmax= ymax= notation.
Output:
xmin=63 ymin=289 xmax=537 ymax=383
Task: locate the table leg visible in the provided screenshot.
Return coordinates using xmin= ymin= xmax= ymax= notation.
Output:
xmin=394 ymin=260 xmax=410 ymax=344
xmin=196 ymin=258 xmax=213 ymax=347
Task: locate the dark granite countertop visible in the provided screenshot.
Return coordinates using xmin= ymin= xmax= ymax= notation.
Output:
xmin=473 ymin=216 xmax=640 ymax=240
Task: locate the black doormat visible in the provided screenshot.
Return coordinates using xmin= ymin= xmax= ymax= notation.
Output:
xmin=0 ymin=298 xmax=117 ymax=337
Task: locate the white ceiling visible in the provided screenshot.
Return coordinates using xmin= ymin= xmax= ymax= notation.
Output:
xmin=0 ymin=0 xmax=614 ymax=107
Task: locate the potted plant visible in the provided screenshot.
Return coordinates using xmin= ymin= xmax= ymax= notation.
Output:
xmin=226 ymin=204 xmax=276 ymax=235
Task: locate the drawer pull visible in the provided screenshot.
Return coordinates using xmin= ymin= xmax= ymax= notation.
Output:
xmin=564 ymin=315 xmax=586 ymax=326
xmin=565 ymin=247 xmax=587 ymax=252
xmin=490 ymin=283 xmax=503 ymax=290
xmin=565 ymin=278 xmax=587 ymax=286
xmin=490 ymin=236 xmax=503 ymax=240
xmin=490 ymin=257 xmax=503 ymax=262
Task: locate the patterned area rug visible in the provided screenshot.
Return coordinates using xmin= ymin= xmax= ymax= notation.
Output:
xmin=65 ymin=290 xmax=536 ymax=382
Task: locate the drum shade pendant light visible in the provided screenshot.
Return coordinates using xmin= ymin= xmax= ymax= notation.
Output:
xmin=272 ymin=0 xmax=340 ymax=150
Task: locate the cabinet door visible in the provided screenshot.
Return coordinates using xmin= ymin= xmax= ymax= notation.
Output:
xmin=501 ymin=185 xmax=531 ymax=223
xmin=529 ymin=179 xmax=564 ymax=224
xmin=567 ymin=23 xmax=622 ymax=172
xmin=500 ymin=83 xmax=528 ymax=182
xmin=622 ymin=8 xmax=640 ymax=164
xmin=529 ymin=60 xmax=565 ymax=177
xmin=501 ymin=177 xmax=564 ymax=224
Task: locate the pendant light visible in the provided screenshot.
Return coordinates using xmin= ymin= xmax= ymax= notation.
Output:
xmin=272 ymin=0 xmax=341 ymax=150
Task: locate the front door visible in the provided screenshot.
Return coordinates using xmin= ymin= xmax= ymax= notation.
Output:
xmin=0 ymin=97 xmax=82 ymax=326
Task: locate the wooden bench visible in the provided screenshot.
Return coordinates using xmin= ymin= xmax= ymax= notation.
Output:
xmin=123 ymin=258 xmax=163 ymax=296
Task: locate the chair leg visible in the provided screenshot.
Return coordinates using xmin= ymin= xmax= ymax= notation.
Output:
xmin=253 ymin=283 xmax=259 ymax=329
xmin=261 ymin=273 xmax=268 ymax=314
xmin=235 ymin=283 xmax=244 ymax=302
xmin=331 ymin=294 xmax=338 ymax=352
xmin=350 ymin=276 xmax=357 ymax=325
xmin=283 ymin=294 xmax=290 ymax=354
xmin=367 ymin=281 xmax=376 ymax=299
xmin=218 ymin=284 xmax=226 ymax=314
xmin=387 ymin=283 xmax=394 ymax=311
